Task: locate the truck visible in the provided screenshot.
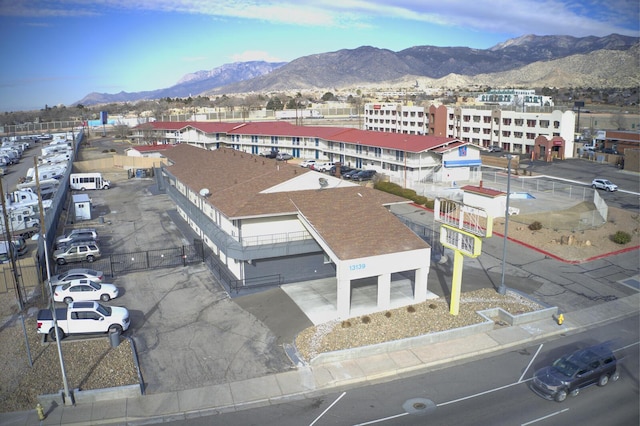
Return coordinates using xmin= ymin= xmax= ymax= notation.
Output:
xmin=36 ymin=301 xmax=131 ymax=341
xmin=0 ymin=206 xmax=40 ymax=237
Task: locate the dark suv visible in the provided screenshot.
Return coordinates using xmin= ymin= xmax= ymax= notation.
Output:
xmin=530 ymin=344 xmax=619 ymax=402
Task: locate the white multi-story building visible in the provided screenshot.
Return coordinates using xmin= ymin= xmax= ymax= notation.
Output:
xmin=364 ymin=103 xmax=427 ymax=135
xmin=429 ymin=104 xmax=575 ymax=158
xmin=476 ymin=89 xmax=554 ymax=108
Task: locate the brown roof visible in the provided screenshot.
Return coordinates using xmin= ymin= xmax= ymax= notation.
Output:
xmin=163 ymin=144 xmax=428 ymax=260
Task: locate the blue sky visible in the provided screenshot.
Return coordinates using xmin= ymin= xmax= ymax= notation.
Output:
xmin=0 ymin=0 xmax=638 ymax=112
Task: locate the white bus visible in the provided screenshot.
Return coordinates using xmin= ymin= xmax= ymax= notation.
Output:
xmin=69 ymin=173 xmax=111 ymax=190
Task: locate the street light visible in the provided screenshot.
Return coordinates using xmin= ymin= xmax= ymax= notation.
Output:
xmin=498 ymin=154 xmax=512 ymax=295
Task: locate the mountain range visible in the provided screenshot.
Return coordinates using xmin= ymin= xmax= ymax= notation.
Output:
xmin=76 ymin=34 xmax=639 ymax=106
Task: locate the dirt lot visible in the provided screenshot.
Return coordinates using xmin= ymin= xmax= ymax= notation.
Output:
xmin=494 ymin=204 xmax=640 ymax=262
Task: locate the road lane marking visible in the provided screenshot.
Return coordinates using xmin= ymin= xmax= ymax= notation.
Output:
xmin=309 ymin=391 xmax=346 ymax=426
xmin=519 ymin=343 xmax=544 ymax=383
xmin=521 ymin=408 xmax=570 ymax=425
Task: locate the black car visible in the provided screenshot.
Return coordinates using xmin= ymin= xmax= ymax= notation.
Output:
xmin=530 ymin=344 xmax=619 ymax=402
xmin=353 ymin=169 xmax=376 ymax=181
xmin=330 ymin=165 xmax=353 ymax=176
xmin=342 ymin=169 xmax=361 ymax=179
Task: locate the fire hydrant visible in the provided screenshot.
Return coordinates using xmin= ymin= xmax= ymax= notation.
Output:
xmin=36 ymin=402 xmax=46 ymax=420
xmin=556 ymin=313 xmax=564 ymax=326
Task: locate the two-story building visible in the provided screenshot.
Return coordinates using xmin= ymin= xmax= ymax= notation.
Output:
xmin=160 ymin=144 xmax=432 ymax=319
xmin=132 ymin=121 xmax=483 ymax=190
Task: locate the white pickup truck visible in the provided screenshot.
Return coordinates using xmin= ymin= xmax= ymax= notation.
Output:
xmin=37 ymin=301 xmax=130 ymax=341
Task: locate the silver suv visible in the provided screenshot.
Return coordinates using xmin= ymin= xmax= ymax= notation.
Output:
xmin=591 ymin=179 xmax=617 ymax=192
xmin=56 ymin=228 xmax=99 ymax=245
xmin=53 ymin=242 xmax=101 ymax=265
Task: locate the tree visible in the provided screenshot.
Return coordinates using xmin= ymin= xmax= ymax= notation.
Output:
xmin=321 ymin=92 xmax=335 ymax=102
xmin=266 ymin=97 xmax=284 ymax=111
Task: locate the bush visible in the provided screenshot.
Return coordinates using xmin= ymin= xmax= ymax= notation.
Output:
xmin=341 ymin=321 xmax=352 ymax=328
xmin=528 ymin=221 xmax=543 ymax=231
xmin=374 ymin=181 xmax=434 ymax=208
xmin=406 ymin=305 xmax=416 ymax=313
xmin=612 ymin=231 xmax=631 ymax=244
xmin=384 ymin=311 xmax=392 ymax=318
xmin=361 ymin=316 xmax=371 ymax=324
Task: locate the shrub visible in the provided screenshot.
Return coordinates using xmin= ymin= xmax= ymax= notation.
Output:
xmin=528 ymin=221 xmax=543 ymax=231
xmin=374 ymin=181 xmax=434 ymax=208
xmin=429 ymin=303 xmax=437 ymax=309
xmin=341 ymin=321 xmax=352 ymax=328
xmin=612 ymin=231 xmax=631 ymax=244
xmin=384 ymin=311 xmax=392 ymax=318
xmin=361 ymin=316 xmax=371 ymax=324
xmin=406 ymin=305 xmax=416 ymax=313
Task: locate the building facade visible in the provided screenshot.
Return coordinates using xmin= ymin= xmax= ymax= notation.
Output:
xmin=133 ymin=121 xmax=483 ymax=190
xmin=476 ymin=89 xmax=554 ymax=108
xmin=160 ymin=144 xmax=432 ymax=319
xmin=428 ymin=104 xmax=575 ymax=158
xmin=364 ymin=103 xmax=427 ymax=135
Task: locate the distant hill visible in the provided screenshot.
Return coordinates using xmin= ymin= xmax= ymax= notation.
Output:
xmin=75 ymin=61 xmax=286 ymax=105
xmin=75 ymin=34 xmax=639 ymax=106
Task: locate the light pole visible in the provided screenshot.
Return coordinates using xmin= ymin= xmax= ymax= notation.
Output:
xmin=498 ymin=154 xmax=512 ymax=295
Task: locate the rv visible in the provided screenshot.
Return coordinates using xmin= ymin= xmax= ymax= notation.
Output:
xmin=69 ymin=172 xmax=111 ymax=190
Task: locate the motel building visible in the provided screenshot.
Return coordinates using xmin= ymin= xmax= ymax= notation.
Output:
xmin=159 ymin=144 xmax=431 ymax=319
xmin=133 ymin=120 xmax=484 ymax=191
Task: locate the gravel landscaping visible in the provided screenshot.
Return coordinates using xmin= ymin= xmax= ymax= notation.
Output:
xmin=295 ymin=288 xmax=542 ymax=362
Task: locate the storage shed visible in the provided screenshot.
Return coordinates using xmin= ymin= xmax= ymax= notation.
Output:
xmin=72 ymin=193 xmax=92 ymax=221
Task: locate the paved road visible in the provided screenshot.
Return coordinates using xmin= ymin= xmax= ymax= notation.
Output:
xmin=162 ymin=315 xmax=639 ymax=425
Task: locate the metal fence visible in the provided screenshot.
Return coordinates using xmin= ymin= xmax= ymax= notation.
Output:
xmin=55 ymin=241 xmax=205 ymax=278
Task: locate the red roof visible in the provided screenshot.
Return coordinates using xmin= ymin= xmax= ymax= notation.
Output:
xmin=141 ymin=121 xmax=459 ymax=154
xmin=461 ymin=185 xmax=504 ymax=197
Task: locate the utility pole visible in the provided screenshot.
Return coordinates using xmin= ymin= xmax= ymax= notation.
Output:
xmin=34 ymin=157 xmax=73 ymax=405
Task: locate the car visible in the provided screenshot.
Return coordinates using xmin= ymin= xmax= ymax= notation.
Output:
xmin=299 ymin=159 xmax=317 ymax=168
xmin=530 ymin=344 xmax=619 ymax=402
xmin=56 ymin=228 xmax=98 ymax=245
xmin=276 ymin=152 xmax=293 ymax=161
xmin=602 ymin=147 xmax=619 ymax=154
xmin=488 ymin=145 xmax=503 ymax=152
xmin=53 ymin=242 xmax=101 ymax=265
xmin=53 ymin=279 xmax=119 ymax=304
xmin=48 ymin=268 xmax=104 ymax=287
xmin=342 ymin=169 xmax=361 ymax=179
xmin=591 ymin=178 xmax=618 ymax=192
xmin=55 ymin=235 xmax=98 ymax=251
xmin=260 ymin=150 xmax=278 ymax=159
xmin=353 ymin=169 xmax=377 ymax=181
xmin=330 ymin=165 xmax=353 ymax=176
xmin=315 ymin=162 xmax=335 ymax=172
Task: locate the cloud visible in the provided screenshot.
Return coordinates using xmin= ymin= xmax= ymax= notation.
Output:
xmin=2 ymin=0 xmax=637 ymax=36
xmin=230 ymin=50 xmax=284 ymax=63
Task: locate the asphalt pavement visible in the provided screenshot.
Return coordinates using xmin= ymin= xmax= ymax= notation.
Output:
xmin=1 ymin=161 xmax=638 ymax=424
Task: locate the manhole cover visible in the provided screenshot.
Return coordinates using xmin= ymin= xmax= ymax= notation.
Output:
xmin=402 ymin=398 xmax=436 ymax=416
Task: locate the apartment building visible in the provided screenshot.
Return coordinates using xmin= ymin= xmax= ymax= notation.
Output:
xmin=428 ymin=104 xmax=576 ymax=158
xmin=476 ymin=89 xmax=554 ymax=108
xmin=364 ymin=103 xmax=427 ymax=135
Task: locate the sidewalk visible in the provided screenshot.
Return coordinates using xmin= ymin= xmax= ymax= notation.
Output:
xmin=2 ymin=292 xmax=637 ymax=425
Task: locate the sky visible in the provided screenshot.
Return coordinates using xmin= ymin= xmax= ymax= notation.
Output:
xmin=0 ymin=0 xmax=638 ymax=112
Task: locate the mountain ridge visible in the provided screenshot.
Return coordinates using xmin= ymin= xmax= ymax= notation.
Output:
xmin=75 ymin=34 xmax=639 ymax=106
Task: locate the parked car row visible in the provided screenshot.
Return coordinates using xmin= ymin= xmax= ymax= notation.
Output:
xmin=40 ymin=267 xmax=130 ymax=340
xmin=300 ymin=160 xmax=377 ymax=182
xmin=53 ymin=228 xmax=101 ymax=265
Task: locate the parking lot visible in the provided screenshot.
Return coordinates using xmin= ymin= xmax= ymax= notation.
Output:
xmin=54 ymin=152 xmax=299 ymax=393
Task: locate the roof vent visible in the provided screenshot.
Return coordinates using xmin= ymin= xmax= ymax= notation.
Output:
xmin=199 ymin=188 xmax=210 ymax=197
